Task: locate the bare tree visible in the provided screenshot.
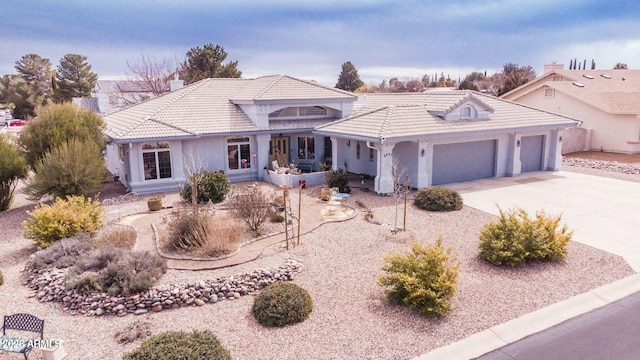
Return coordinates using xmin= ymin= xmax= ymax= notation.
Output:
xmin=388 ymin=158 xmax=409 ymax=232
xmin=115 ymin=53 xmax=179 ymax=106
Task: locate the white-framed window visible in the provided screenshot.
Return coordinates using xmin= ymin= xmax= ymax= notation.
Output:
xmin=227 ymin=137 xmax=251 ymax=170
xmin=142 ymin=142 xmax=171 ymax=180
xmin=544 ymin=88 xmax=555 ymax=98
xmin=298 ymin=136 xmax=315 ymax=159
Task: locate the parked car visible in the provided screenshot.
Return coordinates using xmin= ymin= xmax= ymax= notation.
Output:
xmin=8 ymin=119 xmax=26 ymax=127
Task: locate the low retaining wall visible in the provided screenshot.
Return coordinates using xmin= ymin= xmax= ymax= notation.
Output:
xmin=265 ymin=170 xmax=327 ymax=187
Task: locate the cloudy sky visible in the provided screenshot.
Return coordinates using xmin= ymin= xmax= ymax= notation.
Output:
xmin=1 ymin=0 xmax=639 ymax=86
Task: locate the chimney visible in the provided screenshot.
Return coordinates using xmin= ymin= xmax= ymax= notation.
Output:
xmin=170 ymin=72 xmax=183 ymax=91
xmin=544 ymin=63 xmax=564 ymax=73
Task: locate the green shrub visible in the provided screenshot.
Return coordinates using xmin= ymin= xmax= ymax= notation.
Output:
xmin=123 ymin=330 xmax=231 ymax=360
xmin=180 ymin=170 xmax=230 ymax=204
xmin=0 ymin=134 xmax=28 ymax=211
xmin=29 ymin=237 xmax=92 ymax=270
xmin=22 ymin=195 xmax=104 ymax=248
xmin=253 ymin=282 xmax=313 ymax=327
xmin=166 ymin=212 xmax=240 ymax=257
xmin=325 ymin=169 xmax=351 ymax=194
xmin=66 ymin=249 xmax=167 ymax=296
xmin=413 ymin=186 xmax=463 ymax=212
xmin=478 ymin=207 xmax=573 ymax=267
xmin=378 ymin=238 xmax=459 ymax=318
xmin=25 ymin=139 xmax=107 ymax=200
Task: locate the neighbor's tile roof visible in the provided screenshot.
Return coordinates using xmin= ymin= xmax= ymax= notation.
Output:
xmin=504 ymin=69 xmax=640 ymax=114
xmin=103 ymin=76 xmax=355 ymax=141
xmin=315 ymin=91 xmax=580 ymax=142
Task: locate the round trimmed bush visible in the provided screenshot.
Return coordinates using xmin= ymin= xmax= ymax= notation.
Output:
xmin=180 ymin=170 xmax=230 ymax=204
xmin=253 ymin=282 xmax=313 ymax=327
xmin=413 ymin=186 xmax=463 ymax=212
xmin=122 ymin=330 xmax=231 ymax=360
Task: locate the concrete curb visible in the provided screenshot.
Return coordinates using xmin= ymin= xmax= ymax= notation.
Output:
xmin=413 ymin=272 xmax=640 ymax=360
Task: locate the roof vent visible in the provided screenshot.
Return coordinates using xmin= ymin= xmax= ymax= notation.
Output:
xmin=582 ymin=74 xmax=594 ymax=79
xmin=572 ymin=82 xmax=585 ymax=88
xmin=600 ymin=74 xmax=612 ymax=79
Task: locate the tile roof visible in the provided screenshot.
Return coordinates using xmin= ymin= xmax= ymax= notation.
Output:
xmin=315 ymin=91 xmax=580 ymax=142
xmin=103 ymin=76 xmax=354 ymax=141
xmin=503 ymin=69 xmax=640 ymax=114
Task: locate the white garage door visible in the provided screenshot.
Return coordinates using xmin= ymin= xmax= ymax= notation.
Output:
xmin=432 ymin=140 xmax=496 ymax=185
xmin=520 ymin=135 xmax=544 ymax=172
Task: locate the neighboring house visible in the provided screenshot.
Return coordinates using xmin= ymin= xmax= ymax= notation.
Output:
xmin=92 ymin=80 xmax=168 ymax=115
xmin=102 ymin=76 xmax=580 ymax=195
xmin=501 ymin=64 xmax=640 ymax=154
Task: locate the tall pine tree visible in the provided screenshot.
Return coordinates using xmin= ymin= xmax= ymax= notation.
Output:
xmin=335 ymin=61 xmax=364 ymax=91
xmin=53 ymin=54 xmax=98 ymax=103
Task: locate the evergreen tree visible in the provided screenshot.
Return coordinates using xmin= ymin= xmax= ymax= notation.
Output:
xmin=53 ymin=54 xmax=98 ymax=102
xmin=15 ymin=53 xmax=54 ymax=100
xmin=181 ymin=43 xmax=242 ymax=84
xmin=0 ymin=75 xmax=44 ymax=119
xmin=335 ymin=61 xmax=364 ymax=91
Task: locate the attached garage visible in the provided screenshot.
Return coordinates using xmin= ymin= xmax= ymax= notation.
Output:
xmin=520 ymin=135 xmax=544 ymax=172
xmin=432 ymin=140 xmax=496 ymax=185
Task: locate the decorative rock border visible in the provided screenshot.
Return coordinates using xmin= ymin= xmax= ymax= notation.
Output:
xmin=26 ymin=260 xmax=302 ymax=317
xmin=563 ymin=157 xmax=640 ymax=175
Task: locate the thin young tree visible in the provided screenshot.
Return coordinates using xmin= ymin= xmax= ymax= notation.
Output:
xmin=388 ymin=158 xmax=409 ymax=232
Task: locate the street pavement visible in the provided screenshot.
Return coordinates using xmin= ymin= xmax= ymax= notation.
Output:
xmin=475 ymin=289 xmax=640 ymax=360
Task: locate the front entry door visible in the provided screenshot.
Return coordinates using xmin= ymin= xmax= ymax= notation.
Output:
xmin=270 ymin=136 xmax=289 ymax=169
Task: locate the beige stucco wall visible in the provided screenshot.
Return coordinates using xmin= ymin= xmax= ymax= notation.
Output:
xmin=515 ymin=88 xmax=640 ymax=153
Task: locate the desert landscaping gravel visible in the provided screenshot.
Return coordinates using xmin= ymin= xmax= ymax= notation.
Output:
xmin=0 ymin=153 xmax=636 ymax=360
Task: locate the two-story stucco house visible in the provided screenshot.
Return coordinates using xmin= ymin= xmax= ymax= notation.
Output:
xmin=102 ymin=75 xmax=580 ymax=195
xmin=501 ymin=64 xmax=640 ymax=154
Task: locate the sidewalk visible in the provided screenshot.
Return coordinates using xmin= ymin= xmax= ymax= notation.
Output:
xmin=119 ymin=189 xmax=357 ymax=270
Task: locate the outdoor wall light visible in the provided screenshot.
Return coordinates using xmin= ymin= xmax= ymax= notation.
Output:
xmin=516 ymin=140 xmax=521 ymax=147
xmin=559 ymin=136 xmax=564 ymax=142
xmin=421 ymin=148 xmax=426 ymax=156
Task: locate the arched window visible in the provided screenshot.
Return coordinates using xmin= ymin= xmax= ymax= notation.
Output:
xmin=461 ymin=106 xmax=476 ymax=119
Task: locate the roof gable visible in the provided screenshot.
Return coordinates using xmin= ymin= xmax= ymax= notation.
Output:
xmin=502 ymin=69 xmax=640 ymax=114
xmin=429 ymin=93 xmax=494 ymax=120
xmin=230 ymin=75 xmax=356 ymax=103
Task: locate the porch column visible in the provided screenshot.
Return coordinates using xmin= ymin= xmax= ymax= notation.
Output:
xmin=506 ymin=132 xmax=522 ymax=176
xmin=374 ymin=143 xmax=396 ymax=194
xmin=256 ymin=134 xmax=271 ymax=180
xmin=547 ymin=129 xmax=563 ymax=171
xmin=416 ymin=140 xmax=432 ymax=188
xmin=330 ymin=136 xmax=338 ymax=171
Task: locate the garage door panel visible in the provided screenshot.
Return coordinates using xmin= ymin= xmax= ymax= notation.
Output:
xmin=521 ymin=135 xmax=544 ymax=172
xmin=433 ymin=140 xmax=496 ymax=185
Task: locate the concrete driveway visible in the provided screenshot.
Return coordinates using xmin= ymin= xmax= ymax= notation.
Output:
xmin=446 ymin=171 xmax=640 ymax=272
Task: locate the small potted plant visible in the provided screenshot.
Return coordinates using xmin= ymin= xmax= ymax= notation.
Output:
xmin=147 ymin=195 xmax=163 ymax=211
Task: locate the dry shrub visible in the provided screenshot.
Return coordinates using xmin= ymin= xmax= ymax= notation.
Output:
xmin=116 ymin=320 xmax=151 ymax=344
xmin=229 ymin=185 xmax=272 ymax=234
xmin=166 ymin=211 xmax=240 ymax=257
xmin=93 ymin=225 xmax=137 ymax=249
